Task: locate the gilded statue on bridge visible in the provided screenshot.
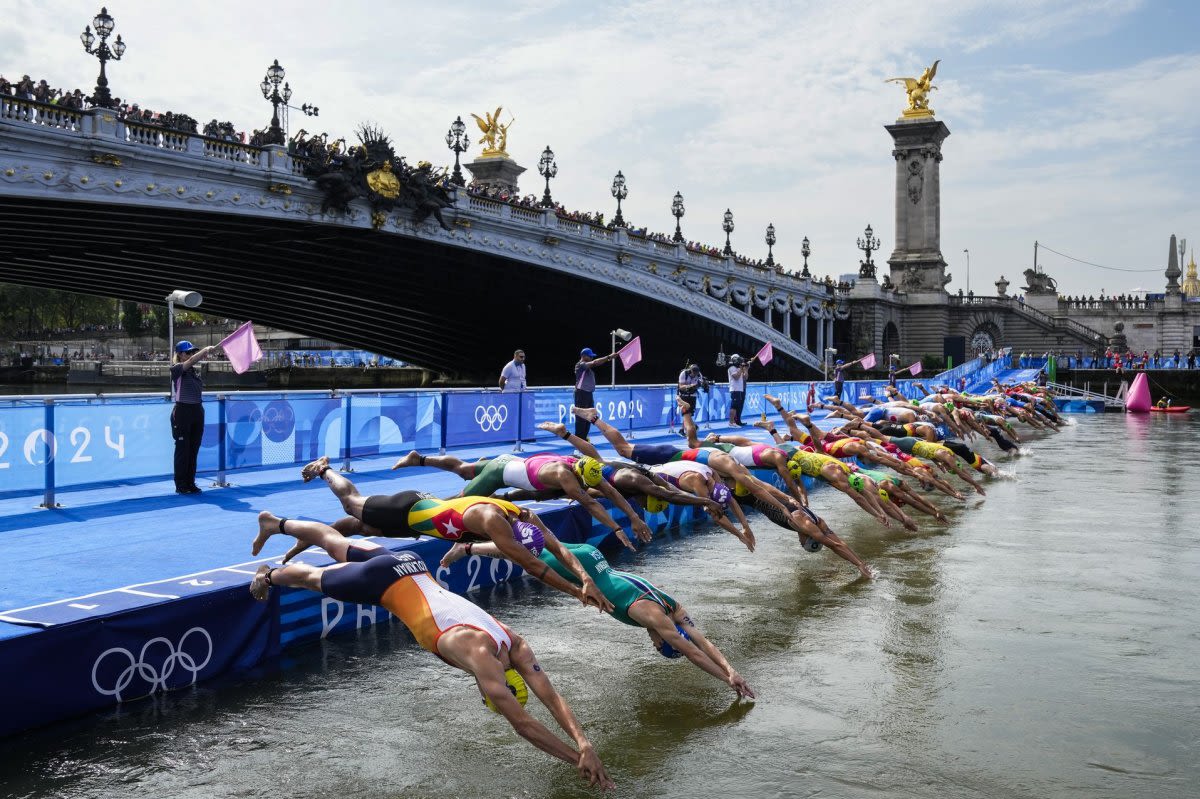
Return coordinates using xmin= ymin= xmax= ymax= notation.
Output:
xmin=886 ymin=59 xmax=939 ymax=118
xmin=471 ymin=107 xmax=515 ymax=158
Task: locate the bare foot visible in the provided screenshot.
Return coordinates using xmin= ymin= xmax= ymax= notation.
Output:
xmin=571 ymin=406 xmax=600 ymax=423
xmin=252 ymin=510 xmax=280 ymax=555
xmin=763 ymin=394 xmax=782 ymax=409
xmin=392 ymin=450 xmax=422 ymax=470
xmin=675 ymin=398 xmax=691 ymax=415
xmin=703 ymin=432 xmax=720 ymax=443
xmin=440 ymin=541 xmax=471 ymax=569
xmin=300 ymin=455 xmax=330 ymax=483
xmin=753 ymin=419 xmax=776 ymax=432
xmin=795 ymin=413 xmax=812 ymax=426
xmin=250 ymin=564 xmax=272 ymax=601
xmin=538 ymin=421 xmax=568 ymax=438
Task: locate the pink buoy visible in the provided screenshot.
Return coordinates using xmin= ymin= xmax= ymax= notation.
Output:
xmin=1125 ymin=372 xmax=1151 ymax=413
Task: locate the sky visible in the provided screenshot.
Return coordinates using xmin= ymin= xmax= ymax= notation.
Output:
xmin=4 ymin=0 xmax=1199 ymax=297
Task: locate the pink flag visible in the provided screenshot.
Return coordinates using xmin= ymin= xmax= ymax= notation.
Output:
xmin=860 ymin=352 xmax=877 ymax=370
xmin=754 ymin=341 xmax=774 ymax=365
xmin=908 ymin=361 xmax=923 ymax=376
xmin=219 ymin=321 xmax=263 ymax=374
xmin=617 ymin=336 xmax=642 ymax=370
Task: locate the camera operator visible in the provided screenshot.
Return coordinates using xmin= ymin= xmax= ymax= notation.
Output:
xmin=677 ymin=362 xmax=708 ymax=415
xmin=727 ymin=354 xmax=749 ymax=426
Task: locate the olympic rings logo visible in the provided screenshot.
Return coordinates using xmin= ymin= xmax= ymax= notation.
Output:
xmin=91 ymin=627 xmax=214 ymax=701
xmin=474 ymin=404 xmax=508 ymax=432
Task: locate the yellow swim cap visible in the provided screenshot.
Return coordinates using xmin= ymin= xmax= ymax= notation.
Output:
xmin=484 ymin=668 xmax=529 ymax=713
xmin=787 ymin=456 xmax=804 ymax=482
xmin=733 ymin=481 xmax=752 ymax=497
xmin=574 ymin=456 xmax=604 ymax=487
xmin=646 ymin=495 xmax=669 ymax=513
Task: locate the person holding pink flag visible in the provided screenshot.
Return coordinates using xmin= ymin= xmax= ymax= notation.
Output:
xmin=170 ymin=340 xmax=218 ymax=494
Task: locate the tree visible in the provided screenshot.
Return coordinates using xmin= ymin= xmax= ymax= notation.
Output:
xmin=121 ymin=301 xmax=144 ymax=337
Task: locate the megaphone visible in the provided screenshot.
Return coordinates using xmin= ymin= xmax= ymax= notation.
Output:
xmin=612 ymin=328 xmax=633 ymax=342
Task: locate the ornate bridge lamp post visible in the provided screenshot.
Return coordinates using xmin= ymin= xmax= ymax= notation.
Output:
xmin=722 ymin=209 xmax=735 ymax=256
xmin=801 ymin=236 xmax=812 ymax=278
xmin=765 ymin=223 xmax=777 ymax=267
xmin=445 ymin=117 xmax=470 ymax=186
xmin=671 ymin=191 xmax=685 ymax=242
xmin=259 ymin=59 xmax=289 ymax=145
xmin=610 ymin=171 xmax=628 ymax=227
xmin=857 ymin=223 xmax=881 ymax=278
xmin=537 ymin=146 xmax=558 ymax=207
xmin=80 ymin=7 xmax=126 ymax=108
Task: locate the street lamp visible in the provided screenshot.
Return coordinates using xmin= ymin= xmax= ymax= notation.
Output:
xmin=80 ymin=7 xmax=126 ymax=108
xmin=537 ymin=145 xmax=557 ymax=207
xmin=445 ymin=116 xmax=470 ymax=186
xmin=857 ymin=223 xmax=881 ymax=279
xmin=963 ymin=248 xmax=970 ymax=295
xmin=824 ymin=347 xmax=838 ymax=381
xmin=610 ymin=328 xmax=632 ymax=386
xmin=610 ymin=171 xmax=628 ymax=227
xmin=671 ymin=191 xmax=685 ymax=242
xmin=164 ymin=289 xmax=203 ymax=359
xmin=722 ymin=209 xmax=735 ymax=256
xmin=801 ymin=236 xmax=812 ymax=278
xmin=259 ymin=59 xmax=288 ymax=145
xmin=765 ymin=223 xmax=777 ymax=267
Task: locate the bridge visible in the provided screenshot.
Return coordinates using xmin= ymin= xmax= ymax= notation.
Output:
xmin=0 ymin=97 xmax=846 ymax=382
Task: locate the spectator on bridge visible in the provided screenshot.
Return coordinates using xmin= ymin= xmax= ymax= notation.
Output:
xmin=171 ymin=340 xmax=217 ymax=495
xmin=499 ymin=349 xmax=527 ymax=392
xmin=573 ymin=347 xmax=616 ymax=439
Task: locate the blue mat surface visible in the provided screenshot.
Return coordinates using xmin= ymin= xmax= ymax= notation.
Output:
xmin=0 ymin=416 xmax=847 ymax=637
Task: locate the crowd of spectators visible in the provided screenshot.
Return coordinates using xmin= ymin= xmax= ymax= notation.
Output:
xmin=0 ymin=74 xmax=89 ymax=109
xmin=1017 ymin=348 xmax=1200 ymax=370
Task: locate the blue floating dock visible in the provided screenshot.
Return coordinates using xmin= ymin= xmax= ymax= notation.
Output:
xmin=0 ymin=429 xmax=724 ymax=737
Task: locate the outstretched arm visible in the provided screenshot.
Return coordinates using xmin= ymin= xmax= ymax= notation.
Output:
xmin=670 ymin=605 xmax=754 ymax=698
xmin=594 ymin=480 xmax=653 ymax=544
xmin=556 ymin=476 xmax=636 ymax=551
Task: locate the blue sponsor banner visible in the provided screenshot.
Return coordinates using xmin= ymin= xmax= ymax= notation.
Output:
xmin=0 ymin=401 xmax=56 ymax=492
xmin=444 ymin=391 xmax=520 ymax=447
xmin=1 ymin=587 xmax=274 ymax=737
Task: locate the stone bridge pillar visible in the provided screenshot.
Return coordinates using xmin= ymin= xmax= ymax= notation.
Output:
xmin=885 ymin=118 xmax=950 ymax=294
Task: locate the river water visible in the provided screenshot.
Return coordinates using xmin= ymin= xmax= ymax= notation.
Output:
xmin=2 ymin=414 xmax=1198 ymax=798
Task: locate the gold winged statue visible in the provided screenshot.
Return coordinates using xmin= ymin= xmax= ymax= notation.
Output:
xmin=885 ymin=59 xmax=940 ymax=118
xmin=471 ymin=106 xmax=515 ymax=157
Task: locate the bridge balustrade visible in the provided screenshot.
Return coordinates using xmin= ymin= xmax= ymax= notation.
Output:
xmin=508 ymin=205 xmax=543 ymax=224
xmin=122 ymin=120 xmax=189 ymax=152
xmin=1 ymin=372 xmax=971 ymax=507
xmin=0 ymin=96 xmax=84 ymax=132
xmin=468 ymin=195 xmax=503 ymax=216
xmin=202 ymin=138 xmax=262 ymax=165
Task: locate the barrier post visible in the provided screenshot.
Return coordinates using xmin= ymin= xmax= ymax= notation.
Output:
xmin=37 ymin=398 xmax=61 ymax=509
xmin=512 ymin=391 xmax=524 ymax=453
xmin=627 ymin=387 xmax=635 ymax=440
xmin=214 ymin=394 xmax=231 ymax=487
xmin=340 ymin=392 xmax=354 ymax=472
xmin=439 ymin=392 xmax=448 ymax=454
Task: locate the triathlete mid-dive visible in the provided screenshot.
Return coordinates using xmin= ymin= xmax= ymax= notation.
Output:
xmin=571 ymin=405 xmax=830 ymax=541
xmin=728 ymin=479 xmax=876 ymax=578
xmin=285 ymin=458 xmax=613 ymax=611
xmin=525 ymin=422 xmax=754 ymax=551
xmin=440 ymin=529 xmax=756 ymax=698
xmin=248 ymin=517 xmax=615 ymax=789
xmin=391 ymin=450 xmax=652 ymax=549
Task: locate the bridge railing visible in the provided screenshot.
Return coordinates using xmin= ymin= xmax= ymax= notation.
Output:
xmin=0 ymin=371 xmax=977 ymax=506
xmin=0 ymin=96 xmax=85 ymax=132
